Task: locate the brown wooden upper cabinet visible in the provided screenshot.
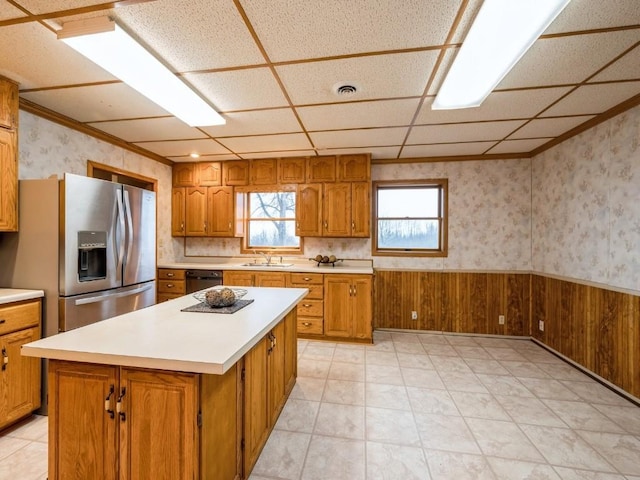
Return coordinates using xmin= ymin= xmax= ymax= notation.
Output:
xmin=171 ymin=188 xmax=186 ymax=236
xmin=306 ymin=156 xmax=336 ymax=183
xmin=250 ymin=158 xmax=277 ymax=185
xmin=0 ymin=77 xmax=18 ymax=232
xmin=0 ymin=77 xmax=19 ymax=129
xmin=198 ymin=162 xmax=222 ymax=186
xmin=277 ymin=157 xmax=306 ymax=184
xmin=337 ymin=154 xmax=370 ymax=182
xmin=172 ymin=163 xmax=198 ymax=187
xmin=296 ymin=182 xmax=370 ymax=238
xmin=223 ymin=160 xmax=249 ymax=186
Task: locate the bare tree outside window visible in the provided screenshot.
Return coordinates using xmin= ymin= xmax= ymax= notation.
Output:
xmin=247 ymin=192 xmax=300 ymax=248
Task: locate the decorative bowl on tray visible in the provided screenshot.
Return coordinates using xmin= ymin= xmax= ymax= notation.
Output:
xmin=308 ymin=254 xmax=344 ymax=267
xmin=193 ymin=287 xmax=248 ymax=307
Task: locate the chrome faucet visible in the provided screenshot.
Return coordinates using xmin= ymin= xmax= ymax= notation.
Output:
xmin=257 ymin=251 xmax=272 ymax=264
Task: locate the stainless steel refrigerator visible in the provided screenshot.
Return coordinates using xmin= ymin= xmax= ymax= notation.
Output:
xmin=0 ymin=173 xmax=156 ymax=337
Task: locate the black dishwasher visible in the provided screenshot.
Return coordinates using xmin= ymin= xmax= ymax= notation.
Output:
xmin=185 ymin=270 xmax=223 ymax=293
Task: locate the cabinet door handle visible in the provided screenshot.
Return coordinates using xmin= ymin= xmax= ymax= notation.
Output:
xmin=352 ymin=221 xmax=355 ymax=230
xmin=0 ymin=319 xmax=5 ymax=324
xmin=1 ymin=347 xmax=7 ymax=371
xmin=116 ymin=387 xmax=127 ymax=422
xmin=105 ymin=385 xmax=115 ymax=419
xmin=353 ymin=285 xmax=357 ymax=296
xmin=180 ymin=222 xmax=184 ymax=231
xmin=228 ymin=222 xmax=232 ymax=229
xmin=349 ymin=285 xmax=353 ymax=296
xmin=324 ymin=221 xmax=328 ymax=229
xmin=166 ymin=273 xmax=174 ymax=277
xmin=303 ymin=277 xmax=311 ymax=281
xmin=166 ymin=284 xmax=174 ymax=288
xmin=302 ymin=322 xmax=311 ymax=327
xmin=303 ymin=303 xmax=312 ymax=307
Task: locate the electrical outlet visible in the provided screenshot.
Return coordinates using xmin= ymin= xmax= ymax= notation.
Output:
xmin=539 ymin=320 xmax=545 ymax=331
xmin=411 ymin=311 xmax=418 ymax=320
xmin=498 ymin=315 xmax=505 ymax=325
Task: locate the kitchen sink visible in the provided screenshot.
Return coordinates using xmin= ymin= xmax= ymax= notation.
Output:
xmin=238 ymin=262 xmax=294 ymax=267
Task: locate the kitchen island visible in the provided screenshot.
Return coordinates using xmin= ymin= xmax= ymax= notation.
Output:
xmin=22 ymin=286 xmax=307 ymax=480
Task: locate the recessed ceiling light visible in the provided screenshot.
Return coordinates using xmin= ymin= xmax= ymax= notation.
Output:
xmin=190 ymin=153 xmax=200 ymax=158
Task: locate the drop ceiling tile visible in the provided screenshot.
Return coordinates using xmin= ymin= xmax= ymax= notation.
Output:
xmin=427 ymin=48 xmax=457 ymax=96
xmin=544 ymin=0 xmax=640 ymax=34
xmin=183 ymin=68 xmax=288 ymax=111
xmin=200 ymin=109 xmax=301 ymax=137
xmin=407 ymin=120 xmax=526 ymax=144
xmin=0 ymin=2 xmax=26 ymax=21
xmin=242 ymin=0 xmax=463 ymax=61
xmin=14 ymin=0 xmax=111 ymax=13
xmin=324 ymin=146 xmax=401 ymax=160
xmin=590 ymin=45 xmax=640 ymax=82
xmin=309 ymin=127 xmax=408 ymax=149
xmin=89 ymin=118 xmax=207 ymax=142
xmin=450 ymin=0 xmax=483 ymax=43
xmin=237 ymin=150 xmax=317 ymax=159
xmin=417 ymin=87 xmax=572 ymax=124
xmin=133 ymin=139 xmax=230 ymax=157
xmin=20 ymin=83 xmax=170 ymax=122
xmin=297 ymin=98 xmax=420 ymax=131
xmin=112 ymin=0 xmax=264 ymax=71
xmin=0 ymin=23 xmax=116 ymax=88
xmin=486 ymin=138 xmax=553 ymax=154
xmin=400 ymin=142 xmax=496 ymax=158
xmin=497 ymin=30 xmax=640 ymax=89
xmin=217 ymin=133 xmax=312 ymax=154
xmin=276 ymin=51 xmax=437 ymax=105
xmin=508 ymin=116 xmax=596 ymax=140
xmin=541 ymin=81 xmax=640 ymax=117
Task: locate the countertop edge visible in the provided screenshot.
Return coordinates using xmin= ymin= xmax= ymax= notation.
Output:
xmin=0 ymin=289 xmax=45 ymax=305
xmin=158 ymin=262 xmax=374 ymax=275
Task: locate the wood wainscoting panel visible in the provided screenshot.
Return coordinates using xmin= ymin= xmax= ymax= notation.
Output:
xmin=531 ymin=275 xmax=640 ymax=399
xmin=374 ymin=271 xmax=530 ymax=336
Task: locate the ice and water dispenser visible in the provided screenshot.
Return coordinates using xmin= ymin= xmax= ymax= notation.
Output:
xmin=77 ymin=231 xmax=107 ymax=282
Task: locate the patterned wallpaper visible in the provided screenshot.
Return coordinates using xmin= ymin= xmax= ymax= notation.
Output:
xmin=533 ymin=104 xmax=640 ymax=293
xmin=15 ymin=102 xmax=640 ymax=293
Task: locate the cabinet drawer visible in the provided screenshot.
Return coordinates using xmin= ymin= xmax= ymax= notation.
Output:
xmin=157 ymin=279 xmax=186 ymax=294
xmin=297 ymin=317 xmax=323 ymax=335
xmin=158 ymin=269 xmax=185 ymax=280
xmin=300 ymin=284 xmax=323 ymax=300
xmin=0 ymin=299 xmax=40 ymax=335
xmin=297 ymin=299 xmax=323 ymax=317
xmin=289 ymin=273 xmax=323 ymax=285
xmin=157 ymin=293 xmax=183 ymax=303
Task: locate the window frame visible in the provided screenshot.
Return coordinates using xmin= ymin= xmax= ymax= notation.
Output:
xmin=372 ymin=179 xmax=448 ymax=257
xmin=238 ymin=185 xmax=303 ymax=255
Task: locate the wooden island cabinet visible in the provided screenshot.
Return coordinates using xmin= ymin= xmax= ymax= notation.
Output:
xmin=25 ymin=287 xmax=304 ymax=480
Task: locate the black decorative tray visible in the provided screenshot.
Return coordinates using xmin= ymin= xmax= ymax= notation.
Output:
xmin=308 ymin=258 xmax=344 ymax=267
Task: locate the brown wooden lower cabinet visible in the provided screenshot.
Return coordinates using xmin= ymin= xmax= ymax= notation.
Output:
xmin=0 ymin=299 xmax=42 ymax=431
xmin=48 ymin=310 xmax=297 ymax=480
xmin=324 ymin=274 xmax=372 ymax=342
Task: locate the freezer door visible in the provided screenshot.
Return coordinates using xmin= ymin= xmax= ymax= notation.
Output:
xmin=59 ymin=281 xmax=156 ymax=332
xmin=60 ymin=174 xmax=123 ymax=296
xmin=123 ymin=185 xmax=156 ymax=286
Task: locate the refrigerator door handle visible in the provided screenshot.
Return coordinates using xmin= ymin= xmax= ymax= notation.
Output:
xmin=116 ymin=192 xmax=126 ymax=274
xmin=123 ymin=189 xmax=134 ymax=269
xmin=74 ymin=283 xmax=155 ymax=306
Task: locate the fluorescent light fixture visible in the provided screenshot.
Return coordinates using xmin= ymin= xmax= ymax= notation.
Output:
xmin=58 ymin=17 xmax=225 ymax=127
xmin=432 ymin=0 xmax=571 ymax=110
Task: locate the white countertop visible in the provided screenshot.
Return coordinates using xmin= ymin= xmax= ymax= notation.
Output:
xmin=159 ymin=258 xmax=374 ymax=275
xmin=22 ymin=287 xmax=307 ymax=375
xmin=0 ymin=288 xmax=44 ymax=305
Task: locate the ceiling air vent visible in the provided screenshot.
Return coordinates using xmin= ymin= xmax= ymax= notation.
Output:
xmin=333 ymin=83 xmax=359 ymax=96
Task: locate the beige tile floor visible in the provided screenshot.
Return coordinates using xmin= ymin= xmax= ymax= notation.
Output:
xmin=2 ymin=331 xmax=640 ymax=480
